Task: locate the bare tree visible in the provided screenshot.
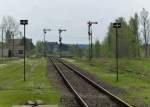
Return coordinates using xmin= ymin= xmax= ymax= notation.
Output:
xmin=140 ymin=8 xmax=150 ymax=57
xmin=147 ymin=20 xmax=150 ymax=56
xmin=129 ymin=13 xmax=141 ymax=57
xmin=1 ymin=16 xmax=19 ymax=41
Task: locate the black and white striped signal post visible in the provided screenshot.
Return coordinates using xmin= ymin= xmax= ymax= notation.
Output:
xmin=20 ymin=20 xmax=28 ymax=82
xmin=113 ymin=22 xmax=121 ymax=82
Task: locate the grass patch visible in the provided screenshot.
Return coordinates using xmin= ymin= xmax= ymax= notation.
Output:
xmin=0 ymin=58 xmax=60 ymax=107
xmin=66 ymin=58 xmax=150 ymax=106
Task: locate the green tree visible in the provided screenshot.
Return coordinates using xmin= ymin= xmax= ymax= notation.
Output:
xmin=102 ymin=17 xmax=137 ymax=58
xmin=74 ymin=44 xmax=84 ymax=58
xmin=94 ymin=40 xmax=101 ymax=58
xmin=35 ymin=41 xmax=44 ymax=56
xmin=21 ymin=37 xmax=34 ymax=51
xmin=129 ymin=13 xmax=141 ymax=57
xmin=140 ymin=8 xmax=150 ymax=57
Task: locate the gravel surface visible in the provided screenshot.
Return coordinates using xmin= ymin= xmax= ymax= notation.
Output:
xmin=68 ymin=62 xmax=127 ymax=96
xmin=63 ymin=59 xmax=150 ymax=107
xmin=55 ymin=59 xmax=121 ymax=107
xmin=47 ymin=59 xmax=80 ymax=107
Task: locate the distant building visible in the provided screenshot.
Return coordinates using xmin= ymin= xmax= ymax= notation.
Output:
xmin=45 ymin=42 xmax=88 ymax=53
xmin=77 ymin=44 xmax=88 ymax=49
xmin=0 ymin=48 xmax=9 ymax=57
xmin=0 ymin=38 xmax=33 ymax=57
xmin=46 ymin=42 xmax=59 ymax=53
xmin=7 ymin=39 xmax=24 ymax=57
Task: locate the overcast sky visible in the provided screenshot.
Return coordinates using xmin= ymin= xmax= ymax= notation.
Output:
xmin=0 ymin=0 xmax=149 ymax=44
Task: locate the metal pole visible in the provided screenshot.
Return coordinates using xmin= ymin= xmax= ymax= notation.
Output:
xmin=60 ymin=41 xmax=62 ymax=58
xmin=12 ymin=32 xmax=14 ymax=57
xmin=43 ymin=32 xmax=46 ymax=57
xmin=116 ymin=28 xmax=119 ymax=81
xmin=1 ymin=29 xmax=4 ymax=64
xmin=88 ymin=34 xmax=91 ymax=60
xmin=88 ymin=22 xmax=91 ymax=61
xmin=58 ymin=29 xmax=66 ymax=58
xmin=42 ymin=28 xmax=51 ymax=57
xmin=87 ymin=21 xmax=98 ymax=61
xmin=24 ymin=25 xmax=26 ymax=82
xmin=59 ymin=31 xmax=62 ymax=58
xmin=91 ymin=29 xmax=93 ymax=60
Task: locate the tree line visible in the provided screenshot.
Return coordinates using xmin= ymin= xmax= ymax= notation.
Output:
xmin=0 ymin=16 xmax=34 ymax=57
xmin=2 ymin=8 xmax=150 ymax=59
xmin=99 ymin=8 xmax=150 ymax=58
xmin=71 ymin=8 xmax=150 ymax=59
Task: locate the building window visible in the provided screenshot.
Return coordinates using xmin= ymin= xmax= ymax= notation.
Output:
xmin=18 ymin=50 xmax=23 ymax=54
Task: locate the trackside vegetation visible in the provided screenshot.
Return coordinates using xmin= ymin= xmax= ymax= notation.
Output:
xmin=0 ymin=58 xmax=60 ymax=107
xmin=66 ymin=58 xmax=150 ymax=106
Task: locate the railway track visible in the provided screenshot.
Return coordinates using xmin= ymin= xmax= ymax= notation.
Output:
xmin=49 ymin=57 xmax=132 ymax=107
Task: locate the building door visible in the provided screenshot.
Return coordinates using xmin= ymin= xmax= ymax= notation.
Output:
xmin=8 ymin=50 xmax=12 ymax=57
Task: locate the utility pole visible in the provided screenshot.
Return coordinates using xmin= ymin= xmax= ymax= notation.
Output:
xmin=58 ymin=29 xmax=66 ymax=58
xmin=43 ymin=28 xmax=51 ymax=57
xmin=20 ymin=20 xmax=28 ymax=82
xmin=1 ymin=27 xmax=4 ymax=63
xmin=88 ymin=22 xmax=91 ymax=61
xmin=113 ymin=22 xmax=121 ymax=82
xmin=87 ymin=21 xmax=98 ymax=61
xmin=11 ymin=32 xmax=15 ymax=57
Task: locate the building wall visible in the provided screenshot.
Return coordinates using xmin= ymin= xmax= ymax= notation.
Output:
xmin=7 ymin=39 xmax=24 ymax=57
xmin=0 ymin=48 xmax=9 ymax=57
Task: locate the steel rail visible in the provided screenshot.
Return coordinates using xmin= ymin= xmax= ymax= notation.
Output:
xmin=56 ymin=57 xmax=132 ymax=107
xmin=49 ymin=57 xmax=89 ymax=107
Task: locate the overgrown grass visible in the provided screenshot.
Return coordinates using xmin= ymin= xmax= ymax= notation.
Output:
xmin=0 ymin=58 xmax=60 ymax=107
xmin=66 ymin=58 xmax=150 ymax=106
